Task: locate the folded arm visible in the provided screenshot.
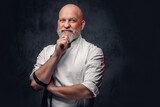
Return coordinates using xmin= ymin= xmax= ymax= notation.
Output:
xmin=46 ymin=80 xmax=94 ymax=100
xmin=46 ymin=47 xmax=105 ymax=100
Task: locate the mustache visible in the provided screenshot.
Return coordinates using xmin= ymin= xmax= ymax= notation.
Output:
xmin=60 ymin=28 xmax=73 ymax=33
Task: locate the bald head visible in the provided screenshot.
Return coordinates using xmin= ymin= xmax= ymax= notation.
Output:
xmin=57 ymin=4 xmax=86 ymax=42
xmin=59 ymin=4 xmax=83 ymax=21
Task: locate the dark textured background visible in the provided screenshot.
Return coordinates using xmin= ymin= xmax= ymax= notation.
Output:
xmin=0 ymin=0 xmax=159 ymax=107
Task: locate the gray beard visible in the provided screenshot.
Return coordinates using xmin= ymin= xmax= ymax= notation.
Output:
xmin=57 ymin=26 xmax=81 ymax=43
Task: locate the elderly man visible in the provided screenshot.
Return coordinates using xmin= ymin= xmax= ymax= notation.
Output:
xmin=30 ymin=4 xmax=105 ymax=107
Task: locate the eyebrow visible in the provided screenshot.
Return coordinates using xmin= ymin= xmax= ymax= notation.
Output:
xmin=70 ymin=17 xmax=77 ymax=19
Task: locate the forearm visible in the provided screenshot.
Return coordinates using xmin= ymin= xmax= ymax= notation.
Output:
xmin=30 ymin=35 xmax=72 ymax=91
xmin=47 ymin=84 xmax=93 ymax=100
xmin=30 ymin=53 xmax=60 ymax=90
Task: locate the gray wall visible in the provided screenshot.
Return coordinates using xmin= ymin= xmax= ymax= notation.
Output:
xmin=0 ymin=0 xmax=159 ymax=107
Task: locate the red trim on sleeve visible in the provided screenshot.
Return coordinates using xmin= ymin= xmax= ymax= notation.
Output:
xmin=98 ymin=50 xmax=105 ymax=89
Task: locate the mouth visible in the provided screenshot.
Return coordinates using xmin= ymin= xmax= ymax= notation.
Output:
xmin=62 ymin=30 xmax=73 ymax=33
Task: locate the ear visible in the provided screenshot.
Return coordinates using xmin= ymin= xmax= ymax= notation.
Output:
xmin=81 ymin=20 xmax=85 ymax=30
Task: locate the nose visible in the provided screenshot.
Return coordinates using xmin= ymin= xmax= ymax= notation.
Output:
xmin=64 ymin=20 xmax=70 ymax=28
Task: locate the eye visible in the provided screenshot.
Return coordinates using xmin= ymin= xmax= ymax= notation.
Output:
xmin=70 ymin=19 xmax=76 ymax=22
xmin=59 ymin=19 xmax=65 ymax=22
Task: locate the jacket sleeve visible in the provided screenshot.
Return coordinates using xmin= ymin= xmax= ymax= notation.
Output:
xmin=81 ymin=47 xmax=105 ymax=97
xmin=30 ymin=47 xmax=47 ymax=76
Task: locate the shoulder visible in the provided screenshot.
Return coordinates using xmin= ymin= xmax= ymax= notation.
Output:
xmin=38 ymin=44 xmax=56 ymax=60
xmin=42 ymin=44 xmax=56 ymax=53
xmin=81 ymin=38 xmax=103 ymax=54
xmin=43 ymin=44 xmax=55 ymax=51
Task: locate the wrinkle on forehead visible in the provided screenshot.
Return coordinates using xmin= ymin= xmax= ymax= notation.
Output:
xmin=59 ymin=4 xmax=83 ymax=21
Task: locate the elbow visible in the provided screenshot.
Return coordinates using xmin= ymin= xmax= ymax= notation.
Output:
xmin=30 ymin=81 xmax=39 ymax=91
xmin=30 ymin=76 xmax=42 ymax=91
xmin=86 ymin=91 xmax=94 ymax=99
xmin=80 ymin=90 xmax=94 ymax=99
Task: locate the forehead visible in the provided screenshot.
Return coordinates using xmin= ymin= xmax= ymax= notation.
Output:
xmin=59 ymin=7 xmax=81 ymax=19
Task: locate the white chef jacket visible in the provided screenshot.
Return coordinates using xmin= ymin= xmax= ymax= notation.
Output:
xmin=32 ymin=36 xmax=105 ymax=107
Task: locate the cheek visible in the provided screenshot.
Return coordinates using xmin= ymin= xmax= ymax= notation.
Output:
xmin=58 ymin=23 xmax=63 ymax=29
xmin=71 ymin=24 xmax=80 ymax=30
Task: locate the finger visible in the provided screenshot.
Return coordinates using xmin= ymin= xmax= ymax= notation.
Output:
xmin=61 ymin=38 xmax=69 ymax=43
xmin=61 ymin=35 xmax=69 ymax=41
xmin=58 ymin=40 xmax=69 ymax=49
xmin=61 ymin=35 xmax=68 ymax=38
xmin=59 ymin=37 xmax=68 ymax=42
xmin=58 ymin=36 xmax=69 ymax=43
